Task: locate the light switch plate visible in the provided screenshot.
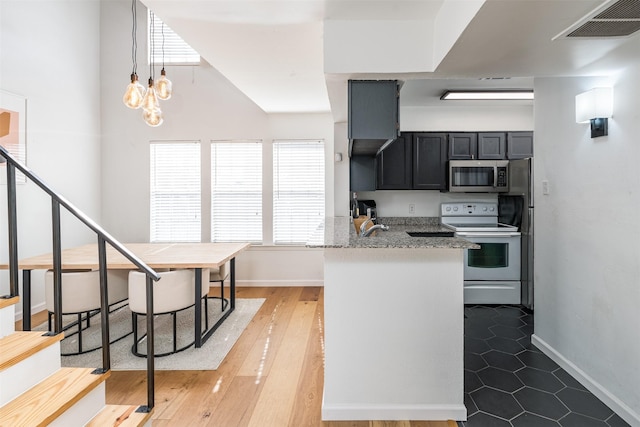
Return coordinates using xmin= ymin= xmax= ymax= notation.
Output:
xmin=542 ymin=180 xmax=550 ymax=195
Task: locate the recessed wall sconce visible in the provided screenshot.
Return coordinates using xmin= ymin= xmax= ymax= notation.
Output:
xmin=440 ymin=90 xmax=534 ymax=100
xmin=575 ymin=87 xmax=613 ymax=138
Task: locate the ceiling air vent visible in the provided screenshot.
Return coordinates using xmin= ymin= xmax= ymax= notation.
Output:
xmin=556 ymin=0 xmax=640 ymax=39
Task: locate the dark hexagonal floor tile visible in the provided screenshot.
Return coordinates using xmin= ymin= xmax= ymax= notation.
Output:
xmin=516 ymin=367 xmax=564 ymax=393
xmin=513 ymin=387 xmax=569 ymax=420
xmin=465 ymin=352 xmax=488 ymax=372
xmin=477 ymin=366 xmax=524 ymax=393
xmin=465 ymin=392 xmax=479 ymax=417
xmin=517 ymin=334 xmax=534 ymax=350
xmin=519 ymin=322 xmax=534 ymax=336
xmin=517 ymin=350 xmax=560 ymax=372
xmin=465 ymin=336 xmax=491 ymax=354
xmin=465 ymin=305 xmax=500 ymax=319
xmin=494 ymin=315 xmax=526 ymax=328
xmin=467 ymin=323 xmax=496 ymax=340
xmin=466 ymin=411 xmax=512 ymax=427
xmin=483 ymin=350 xmax=525 ymax=371
xmin=559 ymin=412 xmax=609 ymax=427
xmin=512 ymin=412 xmax=561 ymax=426
xmin=520 ymin=312 xmax=534 ymax=324
xmin=465 ymin=369 xmax=483 ymax=393
xmin=471 ymin=387 xmax=524 ymax=420
xmin=605 ymin=412 xmax=632 ymax=427
xmin=487 ymin=336 xmax=525 ymax=354
xmin=553 ymin=368 xmax=588 ymax=391
xmin=556 ymin=388 xmax=614 ymax=420
xmin=490 ymin=324 xmax=526 ymax=340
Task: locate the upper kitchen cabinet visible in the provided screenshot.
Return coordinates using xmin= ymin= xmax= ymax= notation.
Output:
xmin=348 ymin=80 xmax=400 ymax=156
xmin=413 ymin=133 xmax=447 ymax=190
xmin=507 ymin=132 xmax=534 ymax=159
xmin=350 ymin=155 xmax=376 ymax=191
xmin=376 ymin=134 xmax=412 ymax=190
xmin=448 ymin=133 xmax=478 ymax=160
xmin=477 ymin=133 xmax=507 ymax=160
xmin=449 ymin=132 xmax=507 ymax=160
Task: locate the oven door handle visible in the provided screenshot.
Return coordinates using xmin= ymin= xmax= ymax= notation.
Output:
xmin=493 ymin=166 xmax=498 ymax=188
xmin=456 ymin=232 xmax=521 ymax=238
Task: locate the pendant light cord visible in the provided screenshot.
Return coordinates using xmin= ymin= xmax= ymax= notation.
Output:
xmin=161 ymin=13 xmax=166 ymax=72
xmin=130 ymin=0 xmax=138 ymax=76
xmin=149 ymin=10 xmax=155 ymax=81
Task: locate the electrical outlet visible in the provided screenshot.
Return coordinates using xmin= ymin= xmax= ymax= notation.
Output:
xmin=409 ymin=204 xmax=416 ymax=214
xmin=542 ymin=180 xmax=550 ymax=195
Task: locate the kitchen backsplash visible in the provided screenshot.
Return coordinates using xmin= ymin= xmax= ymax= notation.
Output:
xmin=356 ymin=190 xmax=497 ymax=217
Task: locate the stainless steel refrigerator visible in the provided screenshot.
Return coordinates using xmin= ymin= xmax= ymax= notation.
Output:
xmin=499 ymin=158 xmax=534 ymax=310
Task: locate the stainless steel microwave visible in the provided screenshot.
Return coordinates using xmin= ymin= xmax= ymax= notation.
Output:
xmin=449 ymin=160 xmax=509 ymax=193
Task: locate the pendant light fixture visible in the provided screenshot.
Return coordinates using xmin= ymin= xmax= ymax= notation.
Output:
xmin=123 ymin=0 xmax=144 ymax=109
xmin=155 ymin=17 xmax=173 ymax=100
xmin=142 ymin=11 xmax=163 ymax=127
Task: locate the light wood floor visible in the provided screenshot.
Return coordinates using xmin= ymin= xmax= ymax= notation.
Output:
xmin=20 ymin=287 xmax=455 ymax=427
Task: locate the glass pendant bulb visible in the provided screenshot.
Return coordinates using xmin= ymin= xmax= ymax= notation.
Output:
xmin=123 ymin=74 xmax=145 ymax=109
xmin=143 ymin=107 xmax=164 ymax=127
xmin=155 ymin=68 xmax=172 ymax=100
xmin=141 ymin=78 xmax=160 ymax=112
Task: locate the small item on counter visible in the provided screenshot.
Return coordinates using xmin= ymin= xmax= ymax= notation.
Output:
xmin=352 ymin=192 xmax=359 ymax=218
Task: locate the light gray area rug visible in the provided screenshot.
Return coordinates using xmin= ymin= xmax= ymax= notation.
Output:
xmin=35 ymin=298 xmax=264 ymax=370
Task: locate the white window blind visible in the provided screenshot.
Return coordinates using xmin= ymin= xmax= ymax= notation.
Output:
xmin=150 ymin=141 xmax=201 ymax=242
xmin=211 ymin=141 xmax=262 ymax=243
xmin=149 ymin=11 xmax=200 ymax=65
xmin=273 ymin=140 xmax=325 ymax=245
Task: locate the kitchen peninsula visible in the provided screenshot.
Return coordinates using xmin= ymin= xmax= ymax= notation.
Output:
xmin=308 ymin=217 xmax=477 ymax=422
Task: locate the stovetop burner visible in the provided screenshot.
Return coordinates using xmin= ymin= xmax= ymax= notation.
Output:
xmin=440 ymin=202 xmax=519 ymax=233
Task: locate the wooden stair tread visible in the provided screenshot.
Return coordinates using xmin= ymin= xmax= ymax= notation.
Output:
xmin=0 ymin=295 xmax=19 ymax=310
xmin=0 ymin=331 xmax=63 ymax=372
xmin=86 ymin=404 xmax=154 ymax=427
xmin=0 ymin=367 xmax=110 ymax=426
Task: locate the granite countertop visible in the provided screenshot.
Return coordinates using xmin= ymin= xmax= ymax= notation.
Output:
xmin=307 ymin=217 xmax=479 ymax=249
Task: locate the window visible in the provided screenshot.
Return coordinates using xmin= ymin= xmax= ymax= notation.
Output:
xmin=211 ymin=141 xmax=262 ymax=243
xmin=273 ymin=140 xmax=325 ymax=244
xmin=149 ymin=11 xmax=200 ymax=65
xmin=150 ymin=141 xmax=201 ymax=242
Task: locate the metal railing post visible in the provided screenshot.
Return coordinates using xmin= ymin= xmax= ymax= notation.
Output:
xmin=6 ymin=162 xmax=19 ymax=298
xmin=97 ymin=236 xmax=111 ymax=373
xmin=51 ymin=199 xmax=63 ymax=334
xmin=146 ymin=274 xmax=155 ymax=410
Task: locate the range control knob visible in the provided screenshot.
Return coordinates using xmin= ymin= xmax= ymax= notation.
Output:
xmin=490 ymin=207 xmax=495 ymax=212
xmin=483 ymin=207 xmax=488 ymax=211
xmin=453 ymin=207 xmax=458 ymax=212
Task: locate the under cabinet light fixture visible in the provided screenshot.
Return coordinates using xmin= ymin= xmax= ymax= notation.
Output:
xmin=575 ymin=87 xmax=612 ymax=138
xmin=440 ymin=90 xmax=534 ymax=100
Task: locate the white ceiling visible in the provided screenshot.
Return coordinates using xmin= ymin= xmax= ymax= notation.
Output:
xmin=142 ymin=0 xmax=640 ymax=116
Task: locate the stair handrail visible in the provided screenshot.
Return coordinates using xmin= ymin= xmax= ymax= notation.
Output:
xmin=1 ymin=145 xmax=158 ymax=412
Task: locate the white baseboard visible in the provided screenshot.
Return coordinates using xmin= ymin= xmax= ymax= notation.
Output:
xmin=235 ymin=279 xmax=324 ymax=287
xmin=321 ymin=403 xmax=467 ymax=422
xmin=14 ymin=301 xmax=46 ymax=322
xmin=532 ymin=334 xmax=640 ymax=427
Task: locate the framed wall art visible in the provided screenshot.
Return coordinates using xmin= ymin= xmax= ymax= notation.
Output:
xmin=0 ymin=90 xmax=27 ymax=184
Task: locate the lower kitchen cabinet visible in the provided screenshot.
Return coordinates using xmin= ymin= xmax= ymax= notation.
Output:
xmin=413 ymin=133 xmax=447 ymax=190
xmin=376 ymin=134 xmax=412 ymax=189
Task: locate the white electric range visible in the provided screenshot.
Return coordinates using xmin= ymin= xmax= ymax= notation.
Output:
xmin=441 ymin=202 xmax=522 ymax=305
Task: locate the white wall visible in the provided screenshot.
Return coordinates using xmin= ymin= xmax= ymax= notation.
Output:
xmin=532 ymin=74 xmax=640 ymax=425
xmin=0 ymin=1 xmax=102 ymax=314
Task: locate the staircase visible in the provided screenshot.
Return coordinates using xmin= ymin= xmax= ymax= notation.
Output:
xmin=0 ymin=296 xmax=153 ymax=426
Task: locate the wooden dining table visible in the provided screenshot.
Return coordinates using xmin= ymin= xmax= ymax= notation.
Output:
xmin=5 ymin=242 xmax=250 ymax=347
